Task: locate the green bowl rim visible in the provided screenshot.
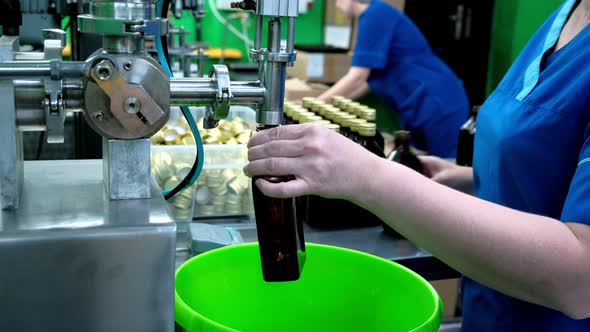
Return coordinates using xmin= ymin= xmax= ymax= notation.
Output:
xmin=174 ymin=242 xmax=442 ymax=332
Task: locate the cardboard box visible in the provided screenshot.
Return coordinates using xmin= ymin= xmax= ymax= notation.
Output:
xmin=430 ymin=278 xmax=460 ymax=318
xmin=288 ymin=50 xmax=351 ymax=84
xmin=324 ymin=0 xmax=354 ymax=49
xmin=284 ymin=78 xmax=330 ymax=102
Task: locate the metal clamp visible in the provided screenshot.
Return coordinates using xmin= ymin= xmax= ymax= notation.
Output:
xmin=204 ymin=64 xmax=233 ymax=129
xmin=43 ymin=29 xmax=66 ymax=144
xmin=250 ymin=49 xmax=296 ymax=63
xmin=78 ymin=15 xmax=169 ymax=36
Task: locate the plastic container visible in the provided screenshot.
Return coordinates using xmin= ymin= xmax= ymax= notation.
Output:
xmin=175 ymin=243 xmax=442 ymax=332
xmin=151 ymin=106 xmax=256 ymax=220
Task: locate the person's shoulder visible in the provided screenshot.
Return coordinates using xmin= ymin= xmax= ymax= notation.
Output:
xmin=365 ymin=0 xmax=403 ymax=18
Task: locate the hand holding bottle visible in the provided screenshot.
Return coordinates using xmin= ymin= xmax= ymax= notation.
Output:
xmin=244 ymin=124 xmax=381 ymax=200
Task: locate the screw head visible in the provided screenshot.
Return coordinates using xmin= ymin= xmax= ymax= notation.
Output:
xmin=123 ymin=62 xmax=132 ymax=71
xmin=93 ymin=112 xmax=104 ymax=122
xmin=96 ymin=64 xmax=112 ymax=81
xmin=124 ymin=97 xmax=142 ymax=114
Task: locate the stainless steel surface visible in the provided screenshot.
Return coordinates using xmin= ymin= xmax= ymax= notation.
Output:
xmin=0 ymin=81 xmax=23 ymax=210
xmin=0 ymin=160 xmax=176 ymax=332
xmin=103 ymin=138 xmax=151 ymax=200
xmin=170 ymin=78 xmax=265 ymax=106
xmin=103 ymin=35 xmax=145 ymax=53
xmin=84 ymin=53 xmax=170 ymax=139
xmin=0 ymin=35 xmax=19 ymax=61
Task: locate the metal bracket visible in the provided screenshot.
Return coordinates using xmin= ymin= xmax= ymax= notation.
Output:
xmin=43 ymin=29 xmax=66 ymax=144
xmin=78 ymin=15 xmax=169 ymax=37
xmin=89 ymin=60 xmax=166 ymax=136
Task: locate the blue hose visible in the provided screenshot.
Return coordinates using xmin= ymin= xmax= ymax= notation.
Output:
xmin=156 ymin=0 xmax=205 ymax=197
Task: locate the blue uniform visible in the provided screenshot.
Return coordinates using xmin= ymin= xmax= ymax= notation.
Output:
xmin=468 ymin=0 xmax=590 ymax=330
xmin=351 ymin=0 xmax=469 ymax=158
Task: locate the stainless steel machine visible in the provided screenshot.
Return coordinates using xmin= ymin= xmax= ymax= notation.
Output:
xmin=0 ymin=0 xmax=298 ymax=330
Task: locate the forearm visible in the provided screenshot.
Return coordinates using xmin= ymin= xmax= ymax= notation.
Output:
xmin=349 ymin=82 xmax=370 ymax=100
xmin=354 ymin=158 xmax=590 ymax=318
xmin=440 ymin=166 xmax=474 ymax=194
xmin=318 ymin=70 xmax=368 ymax=102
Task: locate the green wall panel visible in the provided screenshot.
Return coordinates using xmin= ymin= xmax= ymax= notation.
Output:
xmin=487 ymin=0 xmax=563 ymax=94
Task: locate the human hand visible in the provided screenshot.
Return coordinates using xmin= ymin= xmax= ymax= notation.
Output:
xmin=244 ymin=124 xmax=380 ymax=199
xmin=419 ymin=156 xmax=474 ymax=194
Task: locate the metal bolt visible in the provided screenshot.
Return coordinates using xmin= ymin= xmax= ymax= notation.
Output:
xmin=93 ymin=112 xmax=104 ymax=122
xmin=96 ymin=64 xmax=112 ymax=81
xmin=124 ymin=97 xmax=142 ymax=114
xmin=123 ymin=62 xmax=132 ymax=71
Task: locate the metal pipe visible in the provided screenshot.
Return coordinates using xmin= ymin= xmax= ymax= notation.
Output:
xmin=14 ymin=79 xmax=84 ymax=107
xmin=0 ymin=61 xmax=85 ymax=79
xmin=268 ymin=18 xmax=281 ymax=52
xmin=255 ymin=15 xmax=263 ymax=50
xmin=170 ymin=78 xmax=266 ymax=106
xmin=287 ymin=17 xmax=296 ymax=55
xmin=0 ymin=62 xmax=52 ymax=78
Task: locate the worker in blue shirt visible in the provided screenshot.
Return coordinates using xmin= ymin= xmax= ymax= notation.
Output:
xmin=246 ymin=0 xmax=590 ymax=330
xmin=315 ymin=0 xmax=469 ymax=158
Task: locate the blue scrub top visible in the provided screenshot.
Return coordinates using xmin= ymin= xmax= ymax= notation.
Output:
xmin=468 ymin=0 xmax=590 ymax=330
xmin=351 ymin=0 xmax=469 ymax=158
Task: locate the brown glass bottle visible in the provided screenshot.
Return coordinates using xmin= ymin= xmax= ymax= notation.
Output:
xmin=253 ymin=125 xmax=306 ymax=282
xmin=390 ymin=131 xmax=423 ymax=174
xmin=357 ymin=123 xmax=385 ymax=158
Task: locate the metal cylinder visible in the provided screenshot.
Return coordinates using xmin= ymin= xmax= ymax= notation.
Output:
xmin=91 ymin=0 xmax=155 ymax=20
xmin=287 ymin=17 xmax=296 ymax=55
xmin=255 ymin=15 xmax=263 ymax=50
xmin=90 ymin=0 xmax=155 ymax=54
xmin=103 ymin=36 xmax=145 ymax=54
xmin=267 ymin=18 xmax=281 ymax=53
xmin=0 ymin=62 xmax=52 ymax=78
xmin=258 ymin=17 xmax=286 ymax=126
xmin=170 ymin=78 xmax=266 ymax=106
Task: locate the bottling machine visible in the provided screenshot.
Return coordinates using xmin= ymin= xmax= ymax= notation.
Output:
xmin=0 ymin=0 xmax=298 ymax=330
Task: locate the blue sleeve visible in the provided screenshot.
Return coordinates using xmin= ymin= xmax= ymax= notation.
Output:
xmin=351 ymin=2 xmax=399 ymax=70
xmin=561 ymin=124 xmax=590 ymax=225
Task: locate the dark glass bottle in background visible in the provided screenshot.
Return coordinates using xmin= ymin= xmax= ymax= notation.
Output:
xmin=253 ymin=125 xmax=306 ymax=282
xmin=389 ymin=131 xmax=424 ymax=174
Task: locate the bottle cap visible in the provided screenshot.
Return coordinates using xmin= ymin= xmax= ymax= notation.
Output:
xmin=357 ymin=122 xmax=377 ymax=137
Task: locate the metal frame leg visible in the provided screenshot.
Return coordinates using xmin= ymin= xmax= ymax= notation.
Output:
xmin=0 ymin=81 xmax=24 ymax=210
xmin=103 ymin=138 xmax=151 ymax=200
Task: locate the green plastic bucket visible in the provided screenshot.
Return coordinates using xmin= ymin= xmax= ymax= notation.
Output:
xmin=175 ymin=243 xmax=442 ymax=332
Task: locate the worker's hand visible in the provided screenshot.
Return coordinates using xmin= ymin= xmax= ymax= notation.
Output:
xmin=244 ymin=124 xmax=379 ymax=199
xmin=419 ymin=156 xmax=474 ymax=194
